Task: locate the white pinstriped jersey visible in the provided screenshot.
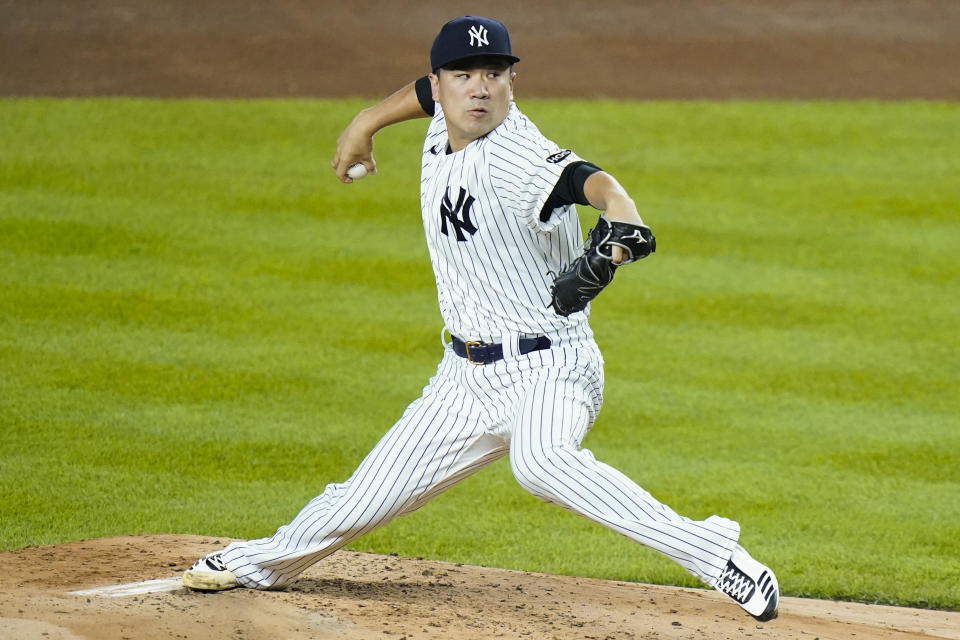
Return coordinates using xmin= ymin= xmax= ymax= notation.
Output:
xmin=421 ymin=102 xmax=595 ymax=346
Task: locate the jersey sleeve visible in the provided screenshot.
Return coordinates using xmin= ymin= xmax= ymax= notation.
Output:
xmin=487 ymin=119 xmax=588 ymax=232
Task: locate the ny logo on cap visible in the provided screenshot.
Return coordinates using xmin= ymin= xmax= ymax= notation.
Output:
xmin=468 ymin=24 xmax=489 ymax=47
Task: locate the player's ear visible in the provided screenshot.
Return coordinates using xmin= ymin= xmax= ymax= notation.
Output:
xmin=429 ymin=73 xmax=440 ymax=102
xmin=508 ymin=70 xmax=517 ymax=99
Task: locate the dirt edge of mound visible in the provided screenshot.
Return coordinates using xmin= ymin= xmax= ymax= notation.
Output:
xmin=0 ymin=534 xmax=957 ymax=640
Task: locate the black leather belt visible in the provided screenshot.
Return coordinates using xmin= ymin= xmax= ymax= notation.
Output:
xmin=451 ymin=335 xmax=552 ymax=365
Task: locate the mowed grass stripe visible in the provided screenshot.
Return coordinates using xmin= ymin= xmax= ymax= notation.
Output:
xmin=1 ymin=98 xmax=957 ymax=609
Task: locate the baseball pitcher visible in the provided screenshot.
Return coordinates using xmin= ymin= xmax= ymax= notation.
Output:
xmin=184 ymin=15 xmax=779 ymax=623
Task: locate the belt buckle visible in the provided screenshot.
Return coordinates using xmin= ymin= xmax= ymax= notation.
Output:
xmin=465 ymin=341 xmax=484 ymax=365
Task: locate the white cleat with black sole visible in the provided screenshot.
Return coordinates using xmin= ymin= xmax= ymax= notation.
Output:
xmin=714 ymin=544 xmax=779 ymax=621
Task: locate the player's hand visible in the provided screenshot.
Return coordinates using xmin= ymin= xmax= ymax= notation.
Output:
xmin=331 ymin=116 xmax=378 ymax=183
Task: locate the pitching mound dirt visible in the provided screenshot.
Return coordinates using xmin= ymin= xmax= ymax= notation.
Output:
xmin=1 ymin=535 xmax=957 ymax=640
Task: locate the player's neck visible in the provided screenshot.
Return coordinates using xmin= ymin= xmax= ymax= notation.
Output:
xmin=446 ymin=134 xmax=471 ymax=153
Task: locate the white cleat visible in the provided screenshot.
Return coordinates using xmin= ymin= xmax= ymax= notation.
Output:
xmin=714 ymin=544 xmax=779 ymax=621
xmin=182 ymin=552 xmax=238 ymax=592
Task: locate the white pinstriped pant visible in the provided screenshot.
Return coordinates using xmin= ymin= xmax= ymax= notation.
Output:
xmin=221 ymin=341 xmax=740 ymax=589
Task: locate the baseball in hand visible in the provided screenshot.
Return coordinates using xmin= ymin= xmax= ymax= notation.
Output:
xmin=347 ymin=163 xmax=368 ymax=180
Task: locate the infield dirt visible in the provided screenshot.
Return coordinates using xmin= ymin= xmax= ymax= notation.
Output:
xmin=2 ymin=0 xmax=960 ymax=99
xmin=2 ymin=1 xmax=958 ymax=639
xmin=2 ymin=535 xmax=959 ymax=640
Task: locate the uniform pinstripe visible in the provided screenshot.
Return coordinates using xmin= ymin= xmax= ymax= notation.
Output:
xmin=218 ymin=100 xmax=740 ymax=591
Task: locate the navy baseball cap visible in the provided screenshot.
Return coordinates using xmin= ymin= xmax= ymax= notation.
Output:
xmin=430 ymin=16 xmax=520 ymax=72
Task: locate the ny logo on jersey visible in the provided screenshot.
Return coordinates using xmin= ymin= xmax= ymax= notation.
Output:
xmin=439 ymin=187 xmax=479 ymax=242
xmin=468 ymin=24 xmax=489 ymax=47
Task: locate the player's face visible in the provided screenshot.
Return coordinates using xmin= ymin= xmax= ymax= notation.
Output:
xmin=431 ymin=65 xmax=516 ymax=152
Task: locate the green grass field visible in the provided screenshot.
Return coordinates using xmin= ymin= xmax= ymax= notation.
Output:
xmin=1 ymin=98 xmax=957 ymax=609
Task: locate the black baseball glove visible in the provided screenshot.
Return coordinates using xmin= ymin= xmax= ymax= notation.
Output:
xmin=549 ymin=216 xmax=656 ymax=317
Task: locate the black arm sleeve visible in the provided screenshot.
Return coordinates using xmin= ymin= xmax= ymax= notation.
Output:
xmin=414 ymin=76 xmax=435 ymax=117
xmin=539 ymin=161 xmax=603 ymax=222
